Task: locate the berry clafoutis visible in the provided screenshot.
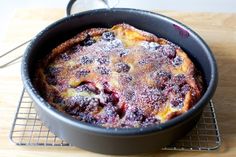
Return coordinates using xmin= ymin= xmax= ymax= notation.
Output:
xmin=34 ymin=24 xmax=203 ymax=128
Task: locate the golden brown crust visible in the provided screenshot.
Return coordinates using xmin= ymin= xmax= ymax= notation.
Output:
xmin=34 ymin=23 xmax=203 ymax=128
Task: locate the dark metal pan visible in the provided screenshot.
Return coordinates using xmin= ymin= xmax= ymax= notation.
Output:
xmin=21 ymin=8 xmax=218 ymax=155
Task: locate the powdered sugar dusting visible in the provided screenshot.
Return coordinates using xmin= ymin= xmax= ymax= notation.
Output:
xmin=37 ymin=25 xmax=203 ymax=128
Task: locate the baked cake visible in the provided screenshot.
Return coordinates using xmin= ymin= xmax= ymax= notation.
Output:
xmin=34 ymin=23 xmax=203 ymax=128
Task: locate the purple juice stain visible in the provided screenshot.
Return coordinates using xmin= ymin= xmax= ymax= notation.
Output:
xmin=173 ymin=24 xmax=190 ymax=38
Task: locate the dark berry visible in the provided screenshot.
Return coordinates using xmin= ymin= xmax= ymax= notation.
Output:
xmin=142 ymin=117 xmax=160 ymax=127
xmin=75 ymin=112 xmax=86 ymax=119
xmin=64 ymin=97 xmax=78 ymax=109
xmin=105 ymin=105 xmax=118 ymax=117
xmin=45 ymin=67 xmax=61 ymax=85
xmin=81 ymin=36 xmax=96 ymax=46
xmin=172 ymin=74 xmax=186 ymax=86
xmin=102 ymin=31 xmax=115 ymax=41
xmin=172 ymin=85 xmax=181 ymax=93
xmin=76 ymin=85 xmax=88 ymax=92
xmin=138 ymin=59 xmax=148 ymax=65
xmin=77 ymin=82 xmax=100 ymax=94
xmin=109 ymin=39 xmax=122 ymax=48
xmin=96 ymin=56 xmax=110 ymax=65
xmin=152 ymin=71 xmax=171 ymax=88
xmin=70 ymin=96 xmax=99 ymax=114
xmin=119 ymin=74 xmax=132 ymax=84
xmin=85 ymin=98 xmax=100 ymax=112
xmin=120 ymin=123 xmax=129 ymax=128
xmin=70 ymin=45 xmax=82 ymax=53
xmin=89 ymin=98 xmax=100 ymax=106
xmin=45 ymin=66 xmax=61 ymax=75
xmin=124 ymin=90 xmax=135 ymax=101
xmin=98 ymin=105 xmax=120 ymax=124
xmin=125 ymin=106 xmax=145 ymax=122
xmin=164 ymin=85 xmax=180 ymax=95
xmin=60 ymin=53 xmax=71 ymax=61
xmin=172 ymin=56 xmax=183 ymax=66
xmin=170 ymin=96 xmax=184 ymax=109
xmin=67 ymin=107 xmax=80 ymax=116
xmin=76 ymin=69 xmax=90 ymax=78
xmin=156 ymin=71 xmax=171 ymax=78
xmin=96 ymin=66 xmax=110 ymax=75
xmin=181 ymin=84 xmax=190 ymax=95
xmin=64 ymin=97 xmax=88 ymax=115
xmin=53 ymin=95 xmax=64 ymax=104
xmin=80 ymin=56 xmax=93 ymax=65
xmin=115 ymin=62 xmax=130 ymax=73
xmin=141 ymin=87 xmax=166 ymax=105
xmin=76 ymin=97 xmax=90 ymax=109
xmin=161 ymin=45 xmax=176 ymax=59
xmin=82 ymin=114 xmax=97 ymax=124
xmin=46 ymin=76 xmax=57 ymax=85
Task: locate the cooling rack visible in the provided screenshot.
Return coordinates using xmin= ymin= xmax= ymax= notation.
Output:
xmin=9 ymin=89 xmax=221 ymax=151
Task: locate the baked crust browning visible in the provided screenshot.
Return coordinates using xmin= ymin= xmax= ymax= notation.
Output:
xmin=34 ymin=23 xmax=203 ymax=128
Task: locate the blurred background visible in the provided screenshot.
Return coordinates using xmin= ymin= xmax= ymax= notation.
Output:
xmin=0 ymin=0 xmax=235 ymax=43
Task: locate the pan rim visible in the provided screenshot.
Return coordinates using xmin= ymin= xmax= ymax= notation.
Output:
xmin=22 ymin=8 xmax=218 ymax=136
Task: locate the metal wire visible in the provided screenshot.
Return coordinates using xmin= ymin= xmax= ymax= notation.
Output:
xmin=0 ymin=40 xmax=31 ymax=68
xmin=9 ymin=89 xmax=221 ymax=151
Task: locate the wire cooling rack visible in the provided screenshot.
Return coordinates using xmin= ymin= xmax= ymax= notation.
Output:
xmin=9 ymin=89 xmax=221 ymax=151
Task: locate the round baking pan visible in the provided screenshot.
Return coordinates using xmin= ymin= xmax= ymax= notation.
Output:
xmin=21 ymin=8 xmax=218 ymax=155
